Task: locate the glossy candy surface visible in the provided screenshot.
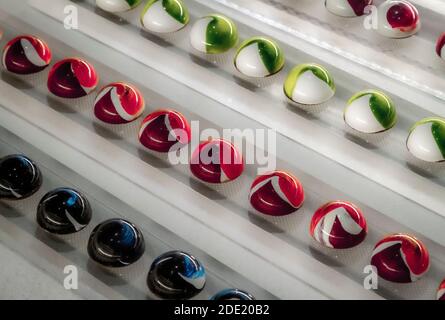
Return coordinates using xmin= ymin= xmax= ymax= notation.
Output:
xmin=190 ymin=14 xmax=238 ymax=54
xmin=437 ymin=279 xmax=445 ymax=300
xmin=37 ymin=188 xmax=92 ymax=235
xmin=88 ymin=218 xmax=145 ymax=267
xmin=284 ymin=63 xmax=335 ymax=105
xmin=147 ymin=250 xmax=206 ymax=299
xmin=139 ymin=109 xmax=191 ymax=152
xmin=2 ymin=35 xmax=51 ymax=74
xmin=94 ymin=82 xmax=145 ymax=124
xmin=406 ymin=117 xmax=445 ymax=163
xmin=141 ymin=0 xmax=189 ymax=33
xmin=190 ymin=139 xmax=244 ymax=183
xmin=47 ymin=58 xmax=98 ymax=99
xmin=210 ymin=289 xmax=255 ymax=300
xmin=436 ymin=33 xmax=445 ymax=60
xmin=0 ymin=154 xmax=42 ymax=200
xmin=234 ymin=37 xmax=284 ymax=78
xmin=371 ymin=234 xmax=429 ymax=283
xmin=325 ymin=0 xmax=373 ymax=17
xmin=377 ymin=1 xmax=420 ymax=38
xmin=310 ymin=201 xmax=367 ymax=249
xmin=249 ymin=171 xmax=304 ymax=216
xmin=344 ymin=90 xmax=397 ymax=134
xmin=96 ymin=0 xmax=142 ymax=13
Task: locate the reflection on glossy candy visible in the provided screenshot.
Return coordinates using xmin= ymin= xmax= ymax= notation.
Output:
xmin=284 ymin=63 xmax=335 ymax=105
xmin=190 ymin=139 xmax=244 ymax=184
xmin=94 ymin=82 xmax=145 ymax=124
xmin=96 ymin=0 xmax=142 ymax=13
xmin=141 ymin=0 xmax=189 ymax=34
xmin=436 ymin=33 xmax=445 ymax=60
xmin=37 ymin=188 xmax=92 ymax=235
xmin=371 ymin=234 xmax=429 ymax=283
xmin=210 ymin=289 xmax=255 ymax=300
xmin=249 ymin=171 xmax=304 ymax=216
xmin=377 ymin=0 xmax=420 ymax=38
xmin=325 ymin=0 xmax=373 ymax=17
xmin=190 ymin=14 xmax=238 ymax=54
xmin=47 ymin=58 xmax=98 ymax=98
xmin=310 ymin=201 xmax=367 ymax=249
xmin=344 ymin=90 xmax=397 ymax=134
xmin=234 ymin=37 xmax=284 ymax=78
xmin=437 ymin=279 xmax=445 ymax=300
xmin=2 ymin=35 xmax=51 ymax=74
xmin=0 ymin=154 xmax=42 ymax=200
xmin=406 ymin=117 xmax=445 ymax=163
xmin=138 ymin=109 xmax=191 ymax=152
xmin=147 ymin=250 xmax=206 ymax=299
xmin=88 ymin=218 xmax=145 ymax=267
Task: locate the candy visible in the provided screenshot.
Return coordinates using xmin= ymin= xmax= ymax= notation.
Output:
xmin=437 ymin=279 xmax=445 ymax=300
xmin=371 ymin=234 xmax=429 ymax=283
xmin=249 ymin=171 xmax=304 ymax=216
xmin=210 ymin=289 xmax=255 ymax=300
xmin=344 ymin=90 xmax=397 ymax=134
xmin=310 ymin=201 xmax=367 ymax=249
xmin=377 ymin=0 xmax=420 ymax=38
xmin=406 ymin=117 xmax=445 ymax=163
xmin=436 ymin=33 xmax=445 ymax=60
xmin=325 ymin=0 xmax=373 ymax=17
xmin=190 ymin=139 xmax=244 ymax=183
xmin=96 ymin=0 xmax=142 ymax=13
xmin=284 ymin=63 xmax=335 ymax=105
xmin=141 ymin=0 xmax=189 ymax=33
xmin=2 ymin=35 xmax=51 ymax=74
xmin=94 ymin=82 xmax=145 ymax=124
xmin=138 ymin=109 xmax=191 ymax=152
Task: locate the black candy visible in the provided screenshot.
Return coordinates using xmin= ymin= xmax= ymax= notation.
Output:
xmin=210 ymin=288 xmax=256 ymax=300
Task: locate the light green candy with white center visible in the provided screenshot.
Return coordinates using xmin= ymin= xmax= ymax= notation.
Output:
xmin=407 ymin=117 xmax=445 ymax=163
xmin=284 ymin=63 xmax=335 ymax=105
xmin=141 ymin=0 xmax=189 ymax=34
xmin=96 ymin=0 xmax=142 ymax=13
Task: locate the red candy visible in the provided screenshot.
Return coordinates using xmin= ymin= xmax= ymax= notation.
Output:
xmin=348 ymin=0 xmax=373 ymax=16
xmin=310 ymin=201 xmax=367 ymax=249
xmin=437 ymin=33 xmax=445 ymax=59
xmin=139 ymin=109 xmax=191 ymax=152
xmin=437 ymin=279 xmax=445 ymax=300
xmin=371 ymin=234 xmax=430 ymax=283
xmin=249 ymin=171 xmax=304 ymax=216
xmin=190 ymin=139 xmax=244 ymax=184
xmin=2 ymin=35 xmax=51 ymax=74
xmin=94 ymin=82 xmax=145 ymax=124
xmin=386 ymin=1 xmax=419 ymax=30
xmin=47 ymin=58 xmax=98 ymax=98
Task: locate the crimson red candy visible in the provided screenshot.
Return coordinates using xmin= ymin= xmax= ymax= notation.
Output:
xmin=437 ymin=279 xmax=445 ymax=300
xmin=437 ymin=33 xmax=445 ymax=59
xmin=371 ymin=234 xmax=430 ymax=283
xmin=94 ymin=82 xmax=145 ymax=124
xmin=138 ymin=109 xmax=191 ymax=152
xmin=47 ymin=57 xmax=98 ymax=98
xmin=310 ymin=201 xmax=367 ymax=249
xmin=2 ymin=35 xmax=51 ymax=74
xmin=190 ymin=139 xmax=244 ymax=184
xmin=249 ymin=171 xmax=304 ymax=216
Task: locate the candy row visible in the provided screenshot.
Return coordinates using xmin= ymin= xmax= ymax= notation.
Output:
xmin=3 ymin=34 xmax=445 ymax=163
xmin=0 ymin=154 xmax=255 ymax=300
xmin=0 ymin=153 xmax=441 ymax=293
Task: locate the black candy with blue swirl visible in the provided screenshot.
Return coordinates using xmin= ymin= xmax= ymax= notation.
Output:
xmin=0 ymin=154 xmax=42 ymax=200
xmin=37 ymin=187 xmax=92 ymax=235
xmin=147 ymin=250 xmax=206 ymax=299
xmin=87 ymin=218 xmax=145 ymax=267
xmin=210 ymin=288 xmax=255 ymax=300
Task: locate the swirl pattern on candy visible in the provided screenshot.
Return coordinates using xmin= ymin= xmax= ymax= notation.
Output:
xmin=310 ymin=201 xmax=367 ymax=249
xmin=190 ymin=139 xmax=244 ymax=184
xmin=47 ymin=58 xmax=98 ymax=98
xmin=344 ymin=90 xmax=397 ymax=134
xmin=377 ymin=0 xmax=420 ymax=38
xmin=88 ymin=218 xmax=145 ymax=267
xmin=406 ymin=117 xmax=445 ymax=163
xmin=190 ymin=14 xmax=238 ymax=54
xmin=147 ymin=251 xmax=206 ymax=299
xmin=234 ymin=37 xmax=285 ymax=78
xmin=139 ymin=109 xmax=191 ymax=152
xmin=2 ymin=35 xmax=51 ymax=74
xmin=249 ymin=171 xmax=304 ymax=216
xmin=436 ymin=33 xmax=445 ymax=60
xmin=37 ymin=188 xmax=92 ymax=235
xmin=325 ymin=0 xmax=373 ymax=17
xmin=371 ymin=234 xmax=430 ymax=283
xmin=284 ymin=63 xmax=335 ymax=105
xmin=96 ymin=0 xmax=142 ymax=13
xmin=210 ymin=289 xmax=255 ymax=300
xmin=437 ymin=279 xmax=445 ymax=300
xmin=0 ymin=154 xmax=42 ymax=200
xmin=141 ymin=0 xmax=189 ymax=33
xmin=94 ymin=82 xmax=145 ymax=124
